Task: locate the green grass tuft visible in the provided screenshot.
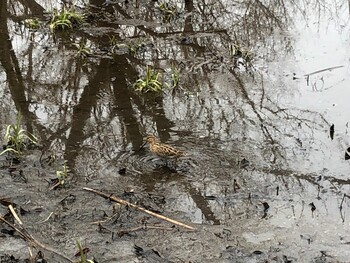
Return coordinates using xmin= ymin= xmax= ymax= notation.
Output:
xmin=49 ymin=7 xmax=84 ymax=32
xmin=133 ymin=66 xmax=164 ymax=93
xmin=0 ymin=113 xmax=37 ymax=156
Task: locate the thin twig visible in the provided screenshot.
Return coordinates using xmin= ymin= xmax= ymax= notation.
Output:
xmin=90 ymin=208 xmax=122 ymax=225
xmin=99 ymin=223 xmax=174 ymax=237
xmin=28 ymin=247 xmax=33 ymax=259
xmin=83 ymin=187 xmax=196 ymax=231
xmin=49 ymin=181 xmax=61 ymax=191
xmin=37 ymin=212 xmax=54 ymax=224
xmin=0 ymin=215 xmax=73 ymax=262
xmin=9 ymin=204 xmax=23 ymax=225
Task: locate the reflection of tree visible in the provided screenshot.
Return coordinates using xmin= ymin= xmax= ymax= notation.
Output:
xmin=64 ymin=59 xmax=109 ymax=171
xmin=111 ymin=56 xmax=144 ymax=148
xmin=0 ymin=0 xmax=45 ymax=136
xmin=83 ymin=0 xmax=332 ymax=218
xmin=240 ymin=0 xmax=285 ymax=37
xmin=185 ymin=184 xmax=220 ymax=224
xmin=100 ymin=0 xmax=295 ymax=145
xmin=14 ymin=0 xmax=44 ymax=15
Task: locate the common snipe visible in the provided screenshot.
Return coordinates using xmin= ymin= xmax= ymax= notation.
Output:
xmin=141 ymin=134 xmax=185 ymax=158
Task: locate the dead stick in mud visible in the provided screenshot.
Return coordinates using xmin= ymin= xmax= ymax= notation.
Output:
xmin=99 ymin=223 xmax=175 ymax=237
xmin=83 ymin=187 xmax=196 ymax=231
xmin=0 ymin=210 xmax=73 ymax=263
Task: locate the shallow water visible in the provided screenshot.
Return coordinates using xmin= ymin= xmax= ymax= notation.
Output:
xmin=1 ymin=0 xmax=350 ymax=262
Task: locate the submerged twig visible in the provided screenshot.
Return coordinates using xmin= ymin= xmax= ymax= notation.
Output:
xmin=0 ymin=207 xmax=73 ymax=262
xmin=83 ymin=187 xmax=196 ymax=230
xmin=340 ymin=194 xmax=346 ymax=210
xmin=304 ymin=65 xmax=344 ymax=77
xmin=339 ymin=194 xmax=347 ymax=223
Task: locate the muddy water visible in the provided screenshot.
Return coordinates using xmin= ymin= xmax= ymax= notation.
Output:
xmin=1 ymin=0 xmax=350 ymax=262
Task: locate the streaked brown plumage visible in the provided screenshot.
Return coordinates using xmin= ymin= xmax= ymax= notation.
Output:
xmin=143 ymin=135 xmax=184 ymax=158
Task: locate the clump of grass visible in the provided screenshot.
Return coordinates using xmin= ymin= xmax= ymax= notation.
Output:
xmin=24 ymin=18 xmax=40 ymax=29
xmin=128 ymin=41 xmax=146 ymax=55
xmin=49 ymin=7 xmax=84 ymax=32
xmin=73 ymin=39 xmax=90 ymax=58
xmin=50 ymin=162 xmax=69 ymax=190
xmin=133 ymin=66 xmax=164 ymax=93
xmin=159 ymin=2 xmax=178 ymax=22
xmin=56 ymin=162 xmax=69 ymax=185
xmin=170 ymin=64 xmax=180 ymax=88
xmin=108 ymin=35 xmax=118 ymax=46
xmin=0 ymin=113 xmax=38 ymax=156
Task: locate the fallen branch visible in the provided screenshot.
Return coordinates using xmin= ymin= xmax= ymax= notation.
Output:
xmin=0 ymin=207 xmax=73 ymax=262
xmin=83 ymin=187 xmax=196 ymax=231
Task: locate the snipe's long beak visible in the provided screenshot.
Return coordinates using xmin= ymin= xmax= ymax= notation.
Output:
xmin=138 ymin=140 xmax=147 ymax=151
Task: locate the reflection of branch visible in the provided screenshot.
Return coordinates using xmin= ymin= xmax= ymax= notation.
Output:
xmin=103 ymin=3 xmax=213 ymax=53
xmin=266 ymin=167 xmax=350 ymax=223
xmin=242 ymin=0 xmax=286 ymax=44
xmin=229 ymin=67 xmax=276 ymax=142
xmin=264 ymin=166 xmax=350 ymax=189
xmin=255 ymin=0 xmax=284 ymax=28
xmin=15 ymin=0 xmax=45 ymax=15
xmin=185 ymin=184 xmax=220 ymax=225
xmin=263 ymin=167 xmax=318 ymax=185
